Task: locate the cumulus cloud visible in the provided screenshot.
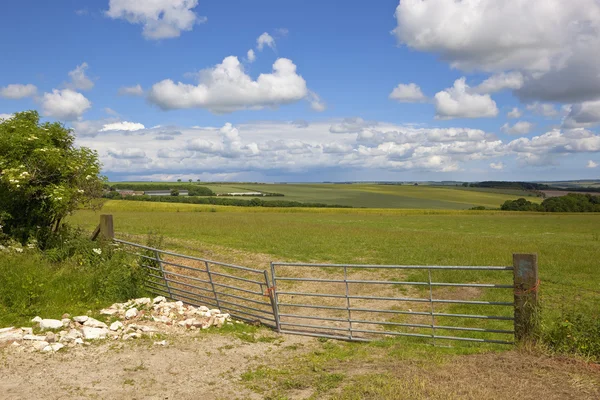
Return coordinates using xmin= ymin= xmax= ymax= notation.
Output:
xmin=394 ymin=0 xmax=600 ymax=103
xmin=67 ymin=62 xmax=94 ymax=90
xmin=507 ymin=108 xmax=522 ymax=119
xmin=490 ymin=162 xmax=505 ymax=170
xmin=118 ymin=84 xmax=144 ymax=96
xmin=256 ymin=32 xmax=275 ymax=51
xmin=329 ymin=117 xmax=377 ymax=133
xmin=587 ymin=160 xmax=599 ymax=168
xmin=501 ymin=121 xmax=534 ymax=135
xmin=73 ymin=117 xmax=600 ymax=179
xmin=389 ymin=83 xmax=427 ymax=103
xmin=562 ymin=100 xmax=600 ymax=128
xmin=307 ymin=90 xmax=326 ymax=112
xmin=473 ymin=72 xmax=524 ymax=94
xmin=247 ymin=49 xmax=256 ymax=63
xmin=0 ymin=113 xmax=13 ymax=120
xmin=434 ymin=78 xmax=498 ymax=119
xmin=107 ymin=148 xmax=147 ymax=159
xmin=41 ymin=89 xmax=91 ymax=120
xmin=100 ymin=121 xmax=145 ymax=132
xmin=106 ymin=0 xmax=205 ymax=40
xmin=0 ymin=84 xmax=37 ymax=99
xmin=147 ymin=56 xmax=310 ymax=113
xmin=507 ymin=129 xmax=600 ymax=162
xmin=526 ymin=102 xmax=559 ymax=117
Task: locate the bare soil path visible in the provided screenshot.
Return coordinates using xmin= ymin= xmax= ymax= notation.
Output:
xmin=0 ymin=329 xmax=312 ymax=400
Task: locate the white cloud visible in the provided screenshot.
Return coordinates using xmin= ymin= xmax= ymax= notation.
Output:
xmin=587 ymin=160 xmax=599 ymax=168
xmin=501 ymin=121 xmax=534 ymax=135
xmin=118 ymin=84 xmax=144 ymax=96
xmin=67 ymin=62 xmax=94 ymax=91
xmin=247 ymin=49 xmax=256 ymax=63
xmin=41 ymin=89 xmax=91 ymax=121
xmin=106 ymin=0 xmax=205 ymax=40
xmin=256 ymin=32 xmax=275 ymax=51
xmin=104 ymin=107 xmax=119 ymax=116
xmin=490 ymin=162 xmax=504 ymax=170
xmin=329 ymin=117 xmax=377 ymax=133
xmin=73 ymin=117 xmax=600 ymax=179
xmin=0 ymin=113 xmax=13 ymax=120
xmin=562 ymin=100 xmax=600 ymax=128
xmin=0 ymin=84 xmax=37 ymax=99
xmin=434 ymin=78 xmax=498 ymax=119
xmin=507 ymin=107 xmax=522 ymax=118
xmin=307 ymin=91 xmax=326 ymax=112
xmin=394 ymin=0 xmax=600 ymax=103
xmin=100 ymin=121 xmax=145 ymax=132
xmin=389 ymin=83 xmax=427 ymax=103
xmin=507 ymin=129 xmax=600 ymax=157
xmin=473 ymin=72 xmax=524 ymax=94
xmin=526 ymin=102 xmax=559 ymax=117
xmin=275 ymin=28 xmax=289 ymax=37
xmin=147 ymin=56 xmax=310 ymax=113
xmin=107 ymin=148 xmax=147 ymax=159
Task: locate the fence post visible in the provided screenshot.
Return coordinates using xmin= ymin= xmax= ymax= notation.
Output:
xmin=513 ymin=253 xmax=539 ymax=342
xmin=91 ymin=214 xmax=114 ymax=241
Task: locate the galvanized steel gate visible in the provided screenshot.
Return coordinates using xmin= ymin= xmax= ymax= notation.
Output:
xmin=114 ymin=235 xmax=533 ymax=346
xmin=269 ymin=262 xmax=516 ymax=345
xmin=115 ymin=239 xmax=277 ymax=328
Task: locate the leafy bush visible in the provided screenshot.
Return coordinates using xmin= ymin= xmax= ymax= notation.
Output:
xmin=541 ymin=193 xmax=600 ymax=212
xmin=501 ymin=198 xmax=543 ymax=211
xmin=502 ymin=194 xmax=600 ymax=212
xmin=0 ymin=111 xmax=104 ymax=246
xmin=469 ymin=206 xmax=486 ymax=210
xmin=542 ymin=307 xmax=600 ymax=361
xmin=0 ymin=229 xmax=147 ymax=326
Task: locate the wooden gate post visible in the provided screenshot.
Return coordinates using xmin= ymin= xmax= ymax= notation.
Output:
xmin=91 ymin=214 xmax=114 ymax=241
xmin=513 ymin=253 xmax=539 ymax=342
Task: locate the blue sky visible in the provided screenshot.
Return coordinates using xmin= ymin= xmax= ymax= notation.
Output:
xmin=1 ymin=0 xmax=600 ymax=182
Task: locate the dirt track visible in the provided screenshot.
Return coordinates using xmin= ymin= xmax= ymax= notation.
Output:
xmin=0 ymin=330 xmax=312 ymax=400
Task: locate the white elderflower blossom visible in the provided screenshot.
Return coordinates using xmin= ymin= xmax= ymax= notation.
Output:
xmin=92 ymin=248 xmax=102 ymax=255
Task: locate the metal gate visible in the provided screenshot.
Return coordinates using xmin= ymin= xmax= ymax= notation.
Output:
xmin=270 ymin=262 xmax=516 ymax=345
xmin=115 ymin=239 xmax=277 ymax=328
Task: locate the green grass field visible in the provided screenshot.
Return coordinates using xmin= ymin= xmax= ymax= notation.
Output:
xmin=116 ymin=182 xmax=541 ymax=209
xmin=71 ymin=200 xmax=600 ymax=318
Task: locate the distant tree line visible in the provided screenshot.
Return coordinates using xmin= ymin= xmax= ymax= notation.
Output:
xmin=501 ymin=194 xmax=600 ymax=212
xmin=108 ymin=183 xmax=215 ymax=194
xmin=114 ymin=195 xmax=352 ymax=208
xmin=463 ymin=181 xmax=600 ymax=194
xmin=106 ymin=183 xmax=215 ymax=196
xmin=463 ymin=181 xmax=551 ymax=190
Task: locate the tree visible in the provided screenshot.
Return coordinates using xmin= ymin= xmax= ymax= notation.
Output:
xmin=188 ymin=179 xmax=192 ymax=183
xmin=177 ymin=178 xmax=182 ymax=182
xmin=0 ymin=111 xmax=104 ymax=245
xmin=170 ymin=189 xmax=179 ymax=196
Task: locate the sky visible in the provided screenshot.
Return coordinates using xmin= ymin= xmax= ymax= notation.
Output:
xmin=1 ymin=0 xmax=600 ymax=182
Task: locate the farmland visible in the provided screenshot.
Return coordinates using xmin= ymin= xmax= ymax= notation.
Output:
xmin=112 ymin=182 xmax=542 ymax=209
xmin=67 ymin=197 xmax=600 ymax=397
xmin=71 ymin=200 xmax=600 ymax=317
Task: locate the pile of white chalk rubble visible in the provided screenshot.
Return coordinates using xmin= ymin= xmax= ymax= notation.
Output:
xmin=0 ymin=296 xmax=233 ymax=353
